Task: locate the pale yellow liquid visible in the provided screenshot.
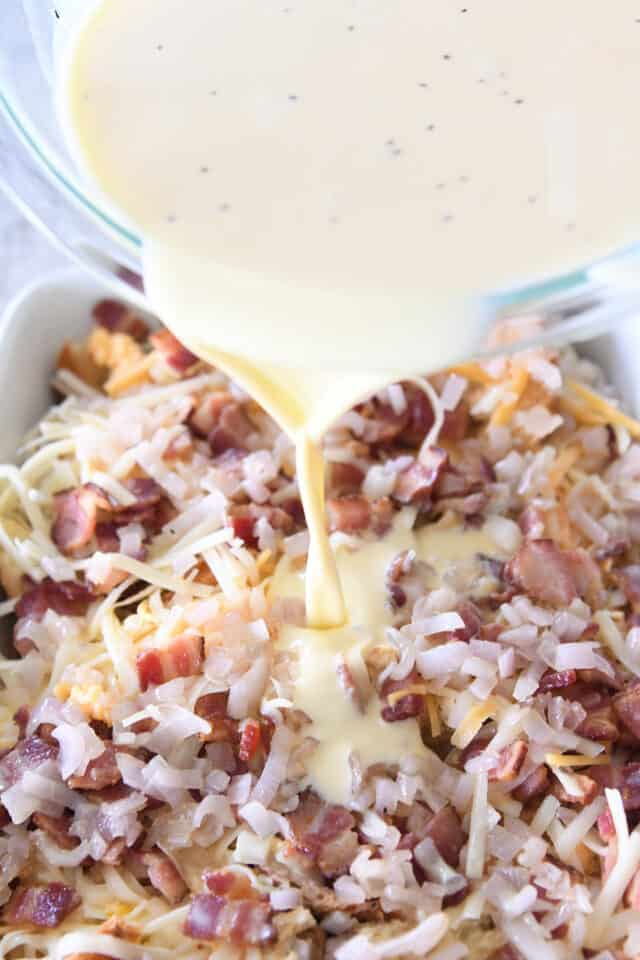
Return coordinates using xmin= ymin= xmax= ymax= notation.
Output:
xmin=60 ymin=0 xmax=640 ymax=797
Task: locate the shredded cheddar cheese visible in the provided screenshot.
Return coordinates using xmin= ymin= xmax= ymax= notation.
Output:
xmin=545 ymin=753 xmax=610 ymax=768
xmin=386 ymin=684 xmax=428 ymax=706
xmin=489 ymin=367 xmax=529 ymax=427
xmin=451 ymin=697 xmax=500 ymax=749
xmin=566 ymin=378 xmax=640 ymax=438
xmin=426 ymin=694 xmax=441 ymax=737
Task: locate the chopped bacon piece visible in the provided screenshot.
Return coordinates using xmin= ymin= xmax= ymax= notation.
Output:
xmin=613 ymin=682 xmax=640 ymax=740
xmin=393 ymin=449 xmax=448 ymax=505
xmin=423 ymin=805 xmax=465 ymax=868
xmin=137 ymin=634 xmax=204 ymax=691
xmin=370 ymin=496 xmax=394 ymax=535
xmin=576 ymin=705 xmax=619 ymax=743
xmin=553 ymin=774 xmax=598 ymax=805
xmin=16 ymin=578 xmax=93 ymax=623
xmin=440 ymin=401 xmax=470 ymax=443
xmin=195 ymin=692 xmax=238 ymax=743
xmin=588 ymin=763 xmax=640 ymax=810
xmin=238 ymin=720 xmax=262 ymax=763
xmin=381 ymin=670 xmax=423 ymax=723
xmin=95 ymin=522 xmax=121 ymax=553
xmin=32 ymin=813 xmax=79 ymax=851
xmin=513 ymin=765 xmax=549 ymax=803
xmin=598 ymin=808 xmax=616 ymax=842
xmin=150 ymin=328 xmax=199 ymax=373
xmin=489 ymin=741 xmax=528 ymax=783
xmin=92 ymin=299 xmax=149 ymax=341
xmin=4 ymin=883 xmax=80 ymax=928
xmin=228 ymin=504 xmax=293 ymax=548
xmin=121 ymin=477 xmax=164 ymax=509
xmin=288 ymin=792 xmax=358 ymax=878
xmin=68 ymin=743 xmax=120 ymax=791
xmin=328 ymin=461 xmax=365 ymax=496
xmin=538 ymin=670 xmax=577 ymax=692
xmin=184 ymin=895 xmax=275 ymax=946
xmin=399 ymin=384 xmax=436 ymax=446
xmin=138 ymin=849 xmax=187 ymax=904
xmin=210 ymin=404 xmax=253 ymax=455
xmin=0 ymin=736 xmax=58 ymax=787
xmin=505 ymin=539 xmax=577 ymax=607
xmin=188 ymin=391 xmax=235 ymax=437
xmin=52 ymin=484 xmax=111 ymax=555
xmin=360 ymin=401 xmax=410 ymax=444
xmin=327 ymin=495 xmax=370 ymax=533
xmin=336 ymin=655 xmax=366 ymax=713
xmin=489 ymin=947 xmax=524 ymax=960
xmin=453 ymin=601 xmax=482 ymax=641
xmin=102 ymin=838 xmax=127 ymax=865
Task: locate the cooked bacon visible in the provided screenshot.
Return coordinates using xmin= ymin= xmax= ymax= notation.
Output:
xmin=121 ymin=477 xmax=164 ymax=509
xmin=137 ymin=849 xmax=187 ymax=904
xmin=489 ymin=741 xmax=528 ymax=783
xmin=210 ymin=404 xmax=253 ymax=454
xmin=381 ymin=670 xmax=423 ymax=723
xmin=0 ymin=736 xmax=58 ymax=787
xmin=326 ymin=496 xmax=392 ymax=535
xmin=189 ymin=391 xmax=236 ymax=437
xmin=576 ymin=705 xmax=619 ymax=743
xmin=453 ymin=601 xmax=482 ymax=641
xmin=328 ymin=461 xmax=364 ymax=496
xmin=335 ymin=655 xmax=366 ymax=713
xmin=228 ymin=504 xmax=294 ymax=547
xmin=184 ymin=894 xmax=275 ymax=946
xmin=423 ymin=805 xmax=465 ymax=868
xmin=32 ymin=813 xmax=79 ymax=851
xmin=288 ymin=792 xmax=358 ymax=879
xmin=360 ymin=400 xmax=410 ymax=444
xmin=4 ymin=883 xmax=80 ymax=928
xmin=399 ymin=384 xmax=436 ymax=446
xmin=327 ymin=495 xmax=371 ymax=533
xmin=137 ymin=634 xmax=204 ymax=691
xmin=598 ymin=807 xmax=616 ymax=842
xmin=489 ymin=947 xmax=524 ymax=960
xmin=95 ymin=522 xmax=121 ymax=553
xmin=440 ymin=401 xmax=470 ymax=443
xmin=553 ymin=774 xmax=598 ymax=805
xmin=513 ymin=765 xmax=549 ymax=803
xmin=68 ymin=743 xmax=121 ymax=791
xmin=102 ymin=838 xmax=127 ymax=865
xmin=538 ymin=670 xmax=577 ymax=692
xmin=150 ymin=328 xmax=199 ymax=373
xmin=595 ymin=537 xmax=630 ymax=562
xmin=613 ymin=682 xmax=640 ymax=740
xmin=52 ymin=484 xmax=112 ymax=555
xmin=505 ymin=539 xmax=577 ymax=607
xmin=393 ymin=449 xmax=448 ymax=505
xmin=588 ymin=763 xmax=640 ymax=810
xmin=92 ymin=299 xmax=149 ymax=341
xmin=238 ymin=719 xmax=262 ymax=763
xmin=15 ymin=578 xmax=93 ymax=623
xmin=195 ymin=692 xmax=238 ymax=743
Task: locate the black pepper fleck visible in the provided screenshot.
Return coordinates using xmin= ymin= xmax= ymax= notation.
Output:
xmin=426 ymin=123 xmax=436 ymax=132
xmin=156 ymin=44 xmax=164 ymax=52
xmin=436 ymin=182 xmax=446 ymax=190
xmin=200 ymin=166 xmax=209 ymax=174
xmin=514 ymin=98 xmax=525 ymax=105
xmin=218 ymin=203 xmax=231 ymax=213
xmin=166 ymin=214 xmax=177 ymax=223
xmin=54 ymin=8 xmax=60 ymax=19
xmin=528 ymin=195 xmax=537 ymax=205
xmin=441 ymin=213 xmax=454 ymax=223
xmin=347 ymin=24 xmax=356 ymax=31
xmin=460 ymin=7 xmax=468 ymax=11
xmin=459 ymin=175 xmax=470 ymax=184
xmin=288 ymin=94 xmax=299 ymax=102
xmin=328 ymin=215 xmax=340 ymax=225
xmin=418 ymin=82 xmax=429 ymax=89
xmin=209 ymin=90 xmax=217 ymax=97
xmin=443 ymin=53 xmax=452 ymax=61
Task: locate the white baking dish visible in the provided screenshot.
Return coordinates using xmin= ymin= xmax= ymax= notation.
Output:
xmin=1 ymin=266 xmax=640 ymax=465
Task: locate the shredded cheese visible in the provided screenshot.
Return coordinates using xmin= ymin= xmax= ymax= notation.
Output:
xmin=545 ymin=753 xmax=610 ymax=768
xmin=566 ymin=378 xmax=640 ymax=438
xmin=386 ymin=684 xmax=428 ymax=706
xmin=426 ymin=694 xmax=441 ymax=737
xmin=465 ymin=772 xmax=488 ymax=880
xmin=595 ymin=610 xmax=640 ymax=680
xmin=447 ymin=362 xmax=495 ymax=386
xmin=489 ymin=367 xmax=529 ymax=427
xmin=586 ymin=827 xmax=640 ymax=949
xmin=451 ymin=697 xmax=500 ymax=749
xmin=553 ymin=796 xmax=605 ymax=865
